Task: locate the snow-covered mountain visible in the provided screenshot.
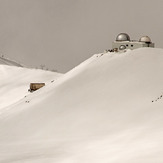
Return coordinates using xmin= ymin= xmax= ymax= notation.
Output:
xmin=0 ymin=48 xmax=163 ymax=163
xmin=0 ymin=56 xmax=23 ymax=67
xmin=0 ymin=65 xmax=62 ymax=110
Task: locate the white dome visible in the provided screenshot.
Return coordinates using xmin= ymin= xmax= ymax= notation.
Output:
xmin=116 ymin=33 xmax=130 ymax=42
xmin=119 ymin=45 xmax=126 ymax=50
xmin=139 ymin=36 xmax=151 ymax=43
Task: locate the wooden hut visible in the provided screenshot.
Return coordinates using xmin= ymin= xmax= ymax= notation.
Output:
xmin=28 ymin=83 xmax=45 ymax=92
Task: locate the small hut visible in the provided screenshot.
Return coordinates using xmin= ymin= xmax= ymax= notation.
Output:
xmin=28 ymin=83 xmax=45 ymax=92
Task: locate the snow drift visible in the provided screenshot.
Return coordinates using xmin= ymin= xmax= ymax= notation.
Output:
xmin=0 ymin=48 xmax=163 ymax=163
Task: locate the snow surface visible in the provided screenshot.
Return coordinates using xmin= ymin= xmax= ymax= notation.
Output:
xmin=0 ymin=65 xmax=62 ymax=110
xmin=0 ymin=48 xmax=163 ymax=163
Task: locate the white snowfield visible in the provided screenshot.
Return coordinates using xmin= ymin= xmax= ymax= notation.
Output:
xmin=0 ymin=48 xmax=163 ymax=163
xmin=0 ymin=65 xmax=62 ymax=110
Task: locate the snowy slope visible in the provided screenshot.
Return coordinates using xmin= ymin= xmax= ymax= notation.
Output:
xmin=0 ymin=48 xmax=163 ymax=163
xmin=0 ymin=65 xmax=62 ymax=110
xmin=0 ymin=56 xmax=23 ymax=67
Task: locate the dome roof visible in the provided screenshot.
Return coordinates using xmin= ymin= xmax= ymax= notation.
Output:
xmin=139 ymin=36 xmax=151 ymax=43
xmin=119 ymin=45 xmax=126 ymax=50
xmin=116 ymin=33 xmax=130 ymax=42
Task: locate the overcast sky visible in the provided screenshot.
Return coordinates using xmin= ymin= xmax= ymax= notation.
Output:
xmin=0 ymin=0 xmax=162 ymax=72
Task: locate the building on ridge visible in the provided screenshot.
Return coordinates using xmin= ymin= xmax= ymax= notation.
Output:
xmin=112 ymin=33 xmax=154 ymax=52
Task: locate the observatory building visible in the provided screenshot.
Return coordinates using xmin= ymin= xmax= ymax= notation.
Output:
xmin=112 ymin=33 xmax=154 ymax=52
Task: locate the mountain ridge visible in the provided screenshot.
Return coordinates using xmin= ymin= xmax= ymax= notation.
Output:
xmin=0 ymin=56 xmax=23 ymax=67
xmin=0 ymin=48 xmax=163 ymax=163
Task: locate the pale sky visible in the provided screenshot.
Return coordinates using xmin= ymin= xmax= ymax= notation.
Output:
xmin=0 ymin=0 xmax=162 ymax=72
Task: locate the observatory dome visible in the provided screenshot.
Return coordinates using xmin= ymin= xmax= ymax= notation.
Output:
xmin=116 ymin=33 xmax=130 ymax=42
xmin=139 ymin=36 xmax=151 ymax=43
xmin=119 ymin=45 xmax=126 ymax=50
